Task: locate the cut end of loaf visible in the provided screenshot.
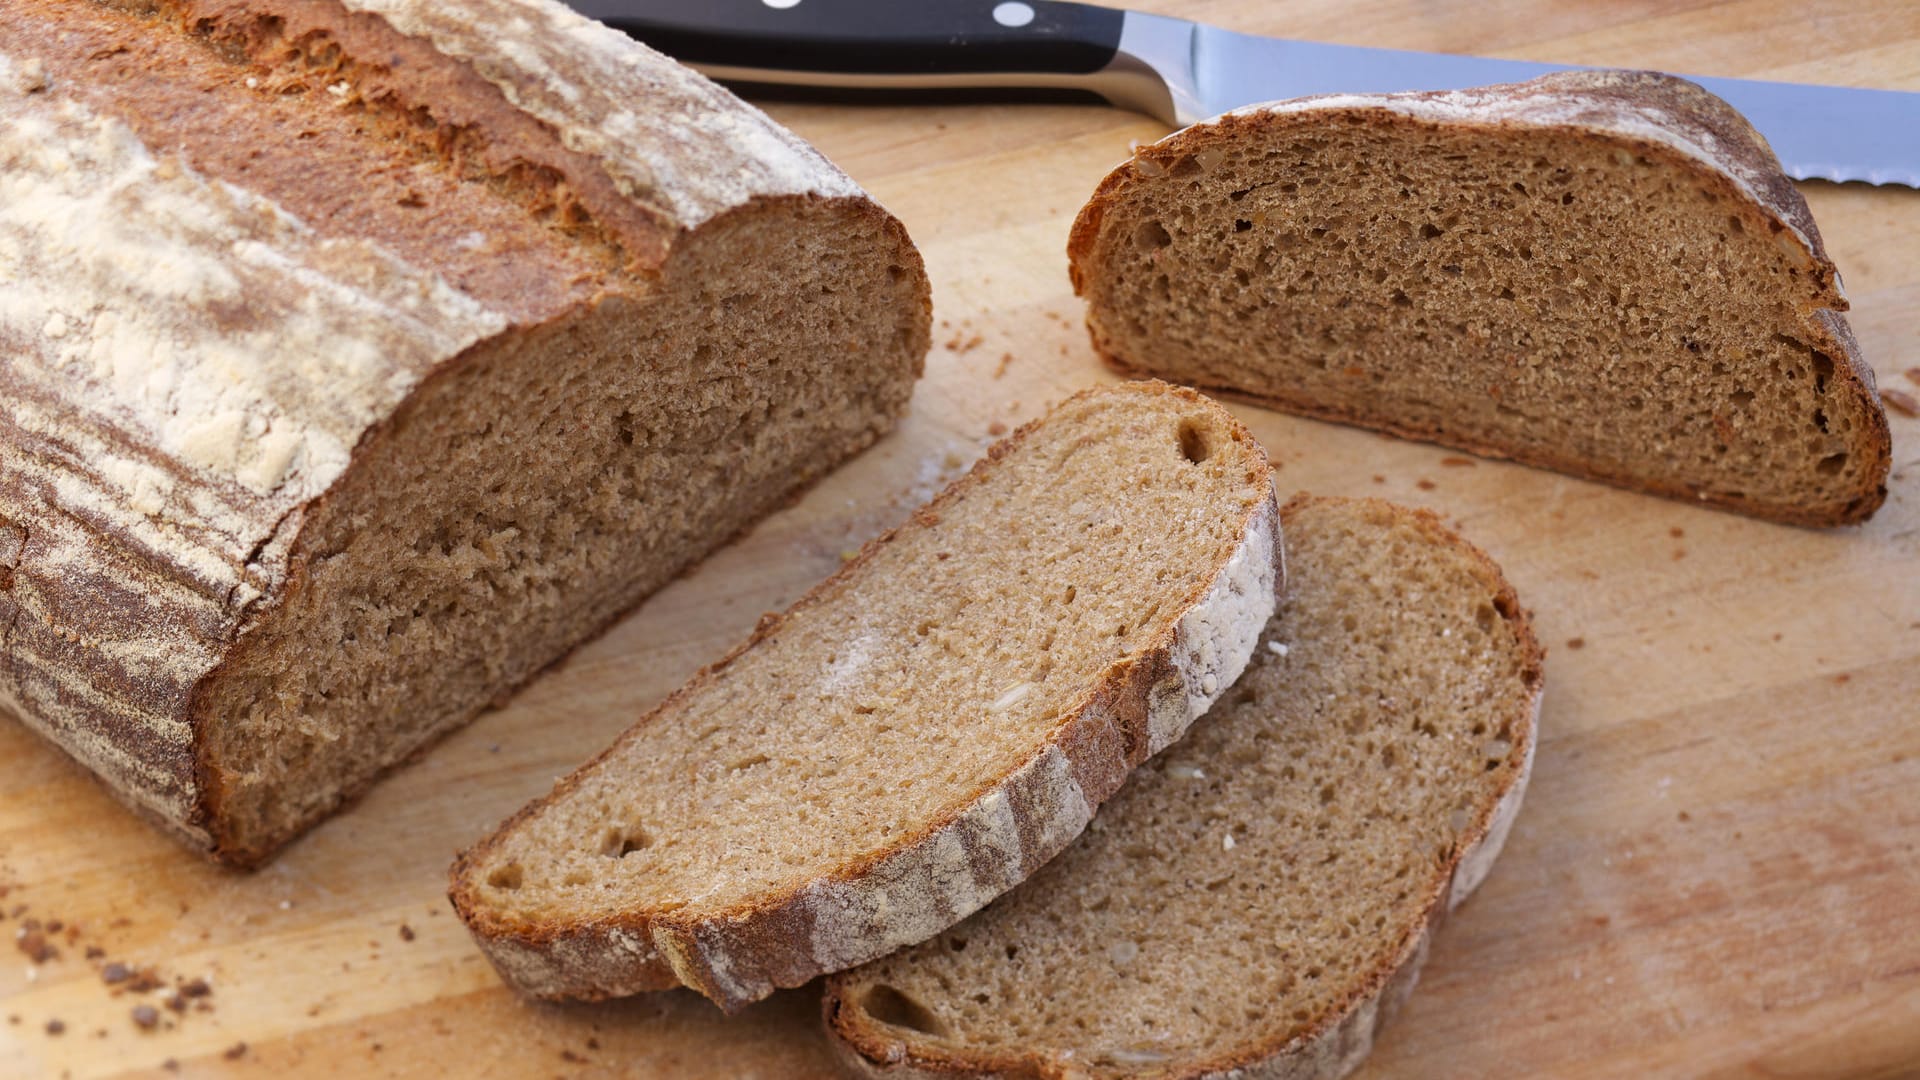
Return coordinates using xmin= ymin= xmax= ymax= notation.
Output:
xmin=449 ymin=382 xmax=1281 ymax=1010
xmin=1069 ymin=70 xmax=1891 ymax=527
xmin=825 ymin=495 xmax=1543 ymax=1079
xmin=193 ymin=194 xmax=930 ymax=866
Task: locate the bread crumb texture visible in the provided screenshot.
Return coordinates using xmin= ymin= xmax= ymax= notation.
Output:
xmin=1071 ymin=70 xmax=1889 ymax=526
xmin=827 ymin=496 xmax=1543 ymax=1079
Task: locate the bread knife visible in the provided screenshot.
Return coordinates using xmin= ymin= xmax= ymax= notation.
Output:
xmin=565 ymin=0 xmax=1920 ymax=188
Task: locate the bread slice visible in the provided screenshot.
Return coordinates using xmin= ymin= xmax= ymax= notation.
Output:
xmin=449 ymin=382 xmax=1283 ymax=1012
xmin=824 ymin=495 xmax=1544 ymax=1079
xmin=1068 ymin=70 xmax=1890 ymax=526
xmin=0 ymin=0 xmax=929 ymax=865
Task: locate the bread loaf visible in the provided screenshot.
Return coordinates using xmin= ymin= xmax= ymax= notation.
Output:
xmin=449 ymin=382 xmax=1282 ymax=1012
xmin=825 ymin=495 xmax=1544 ymax=1079
xmin=1069 ymin=71 xmax=1891 ymax=526
xmin=0 ymin=0 xmax=930 ymax=866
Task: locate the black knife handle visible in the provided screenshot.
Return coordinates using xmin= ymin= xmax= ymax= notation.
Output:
xmin=569 ymin=0 xmax=1125 ymax=76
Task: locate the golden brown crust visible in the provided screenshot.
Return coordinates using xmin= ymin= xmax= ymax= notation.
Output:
xmin=821 ymin=495 xmax=1545 ymax=1080
xmin=448 ymin=382 xmax=1283 ymax=1012
xmin=1066 ymin=70 xmax=1890 ymax=528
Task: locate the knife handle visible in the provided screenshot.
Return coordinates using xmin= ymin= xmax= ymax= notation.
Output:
xmin=570 ymin=1 xmax=1187 ymax=123
xmin=573 ymin=0 xmax=1123 ymax=75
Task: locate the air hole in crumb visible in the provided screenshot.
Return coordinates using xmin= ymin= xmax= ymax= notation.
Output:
xmin=1233 ymin=219 xmax=1252 ymax=232
xmin=862 ymin=985 xmax=946 ymax=1036
xmin=1134 ymin=220 xmax=1172 ymax=250
xmin=1812 ymin=407 xmax=1830 ymax=433
xmin=600 ymin=827 xmax=652 ymax=858
xmin=1177 ymin=420 xmax=1213 ymax=465
xmin=1005 ymin=944 xmax=1020 ymax=960
xmin=1817 ymin=452 xmax=1848 ymax=475
xmin=1419 ymin=222 xmax=1444 ymax=239
xmin=1731 ymin=389 xmax=1754 ymax=408
xmin=1811 ymin=350 xmax=1834 ymax=392
xmin=486 ymin=864 xmax=524 ymax=891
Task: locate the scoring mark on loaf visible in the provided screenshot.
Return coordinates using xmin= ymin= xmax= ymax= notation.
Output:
xmin=342 ymin=0 xmax=859 ymax=229
xmin=798 ymin=743 xmax=1094 ymax=979
xmin=0 ymin=49 xmax=504 ymax=521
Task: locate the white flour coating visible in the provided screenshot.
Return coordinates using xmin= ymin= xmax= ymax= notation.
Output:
xmin=0 ymin=51 xmax=503 ymax=570
xmin=799 ymin=742 xmax=1093 ymax=983
xmin=345 ymin=0 xmax=861 ymax=229
xmin=478 ymin=923 xmax=668 ymax=1000
xmin=1157 ymin=487 xmax=1281 ymax=754
xmin=1449 ymin=688 xmax=1541 ymax=908
xmin=820 ymin=629 xmax=879 ymax=696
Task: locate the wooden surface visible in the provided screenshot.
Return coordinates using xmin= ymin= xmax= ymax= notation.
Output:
xmin=4 ymin=2 xmax=1919 ymax=1077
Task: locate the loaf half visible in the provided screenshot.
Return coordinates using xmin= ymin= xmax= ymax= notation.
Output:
xmin=0 ymin=0 xmax=930 ymax=865
xmin=1069 ymin=70 xmax=1890 ymax=526
xmin=449 ymin=382 xmax=1282 ymax=1013
xmin=825 ymin=495 xmax=1544 ymax=1079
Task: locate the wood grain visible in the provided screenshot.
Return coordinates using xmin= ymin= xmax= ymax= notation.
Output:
xmin=1 ymin=1 xmax=1916 ymax=1076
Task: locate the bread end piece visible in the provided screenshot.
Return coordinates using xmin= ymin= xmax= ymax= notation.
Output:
xmin=1070 ymin=69 xmax=1890 ymax=527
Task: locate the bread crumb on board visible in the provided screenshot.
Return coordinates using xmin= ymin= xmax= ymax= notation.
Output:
xmin=1883 ymin=388 xmax=1919 ymax=418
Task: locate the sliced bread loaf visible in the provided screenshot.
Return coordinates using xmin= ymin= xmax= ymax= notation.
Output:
xmin=824 ymin=495 xmax=1544 ymax=1079
xmin=449 ymin=382 xmax=1282 ymax=1012
xmin=1068 ymin=70 xmax=1890 ymax=526
xmin=0 ymin=0 xmax=929 ymax=865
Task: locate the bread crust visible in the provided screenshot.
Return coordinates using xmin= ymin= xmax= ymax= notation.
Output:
xmin=1067 ymin=70 xmax=1891 ymax=527
xmin=822 ymin=495 xmax=1545 ymax=1080
xmin=0 ymin=0 xmax=928 ymax=865
xmin=448 ymin=382 xmax=1285 ymax=1013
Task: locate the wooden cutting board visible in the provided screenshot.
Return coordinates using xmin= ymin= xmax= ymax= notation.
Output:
xmin=4 ymin=2 xmax=1917 ymax=1077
